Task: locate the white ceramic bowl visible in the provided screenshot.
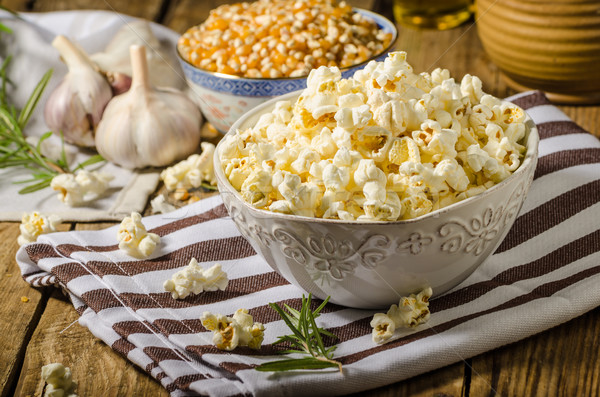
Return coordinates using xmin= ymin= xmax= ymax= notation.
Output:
xmin=214 ymin=92 xmax=539 ymax=309
xmin=178 ymin=9 xmax=397 ymax=133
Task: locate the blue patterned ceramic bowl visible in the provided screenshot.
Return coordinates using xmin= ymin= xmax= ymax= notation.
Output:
xmin=178 ymin=9 xmax=397 ymax=133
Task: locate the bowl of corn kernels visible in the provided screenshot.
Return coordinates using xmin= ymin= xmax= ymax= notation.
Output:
xmin=213 ymin=51 xmax=539 ymax=309
xmin=177 ymin=0 xmax=397 ymax=133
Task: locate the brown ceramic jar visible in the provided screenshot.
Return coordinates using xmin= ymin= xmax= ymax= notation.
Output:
xmin=475 ymin=0 xmax=600 ymax=104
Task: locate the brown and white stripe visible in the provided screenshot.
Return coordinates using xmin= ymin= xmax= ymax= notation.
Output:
xmin=16 ymin=92 xmax=600 ymax=397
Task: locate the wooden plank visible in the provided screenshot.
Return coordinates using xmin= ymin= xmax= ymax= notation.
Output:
xmin=469 ymin=307 xmax=600 ymax=396
xmin=560 ymin=105 xmax=600 ymax=138
xmin=353 ymin=363 xmax=466 ymax=397
xmin=27 ymin=0 xmax=164 ymax=21
xmin=13 ymin=288 xmax=168 ymax=397
xmin=164 ymin=0 xmax=378 ymax=34
xmin=0 ymin=221 xmax=70 ymax=397
xmin=164 ymin=0 xmax=231 ymax=33
xmin=13 ymin=221 xmax=168 ymax=397
xmin=1 ymin=0 xmax=31 ymax=12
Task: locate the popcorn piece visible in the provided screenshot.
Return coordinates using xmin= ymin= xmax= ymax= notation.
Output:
xmin=371 ymin=287 xmax=433 ymax=344
xmin=51 ymin=174 xmax=84 ymax=206
xmin=18 ymin=211 xmax=62 ymax=246
xmin=370 ymin=313 xmax=396 ymax=345
xmin=275 ymin=173 xmax=321 ymax=217
xmin=200 ymin=309 xmax=265 ymax=351
xmin=41 ymin=363 xmax=78 ymax=397
xmin=74 ymin=170 xmax=113 ymax=196
xmin=150 ymin=194 xmax=177 ymax=214
xmin=117 ymin=212 xmax=160 ymax=258
xmin=241 ymin=169 xmax=273 ymax=208
xmin=163 ymin=259 xmax=228 ymax=299
xmin=51 ymin=170 xmax=113 ymax=207
xmin=434 ymin=159 xmax=469 ymax=192
xmin=221 ymin=51 xmax=528 ymax=221
xmin=389 ymin=287 xmax=433 ymax=328
xmin=160 ymin=142 xmax=217 ymax=192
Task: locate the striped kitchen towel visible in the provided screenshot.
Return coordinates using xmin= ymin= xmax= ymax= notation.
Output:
xmin=16 ymin=91 xmax=600 ymax=396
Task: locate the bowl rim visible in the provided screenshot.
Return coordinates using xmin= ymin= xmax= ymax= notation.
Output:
xmin=176 ymin=8 xmax=398 ymax=82
xmin=214 ymin=90 xmax=540 ymax=226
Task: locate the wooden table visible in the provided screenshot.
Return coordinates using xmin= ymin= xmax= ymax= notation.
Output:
xmin=1 ymin=0 xmax=599 ymax=396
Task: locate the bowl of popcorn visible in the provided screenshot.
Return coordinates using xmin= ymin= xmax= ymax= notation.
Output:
xmin=214 ymin=51 xmax=539 ymax=309
xmin=177 ymin=0 xmax=397 ymax=133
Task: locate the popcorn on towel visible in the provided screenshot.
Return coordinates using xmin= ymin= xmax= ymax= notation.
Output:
xmin=117 ymin=212 xmax=160 ymax=258
xmin=163 ymin=259 xmax=228 ymax=299
xmin=371 ymin=287 xmax=433 ymax=344
xmin=200 ymin=309 xmax=265 ymax=351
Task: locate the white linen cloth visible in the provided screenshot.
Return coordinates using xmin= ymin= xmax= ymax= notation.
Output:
xmin=0 ymin=10 xmax=187 ymax=221
xmin=16 ymin=91 xmax=600 ymax=396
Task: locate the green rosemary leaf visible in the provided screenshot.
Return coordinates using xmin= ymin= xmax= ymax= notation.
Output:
xmin=277 ymin=349 xmax=308 ymax=355
xmin=200 ymin=182 xmax=218 ymax=191
xmin=35 ymin=131 xmax=53 ymax=152
xmin=0 ymin=56 xmax=12 ymax=108
xmin=0 ymin=159 xmax=30 ymax=168
xmin=306 ymin=302 xmax=327 ymax=357
xmin=319 ymin=328 xmax=337 ymax=339
xmin=0 ymin=106 xmax=20 ymax=133
xmin=313 ymin=295 xmax=330 ymax=316
xmin=17 ymin=178 xmax=52 ymax=194
xmin=283 ymin=304 xmax=301 ymax=319
xmin=255 ymin=358 xmax=341 ymax=372
xmin=0 ymin=23 xmax=11 ymax=34
xmin=13 ymin=170 xmax=54 ymax=183
xmin=73 ymin=154 xmax=105 ymax=171
xmin=268 ymin=302 xmax=306 ymax=342
xmin=18 ymin=69 xmax=52 ymax=129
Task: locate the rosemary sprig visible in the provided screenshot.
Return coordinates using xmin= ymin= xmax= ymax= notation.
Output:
xmin=0 ymin=5 xmax=18 ymax=34
xmin=256 ymin=294 xmax=343 ymax=372
xmin=0 ymin=55 xmax=104 ymax=194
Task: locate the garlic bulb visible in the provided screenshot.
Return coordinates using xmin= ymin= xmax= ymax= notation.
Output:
xmin=94 ymin=45 xmax=201 ymax=169
xmin=44 ymin=35 xmax=112 ymax=147
xmin=91 ymin=20 xmax=184 ymax=89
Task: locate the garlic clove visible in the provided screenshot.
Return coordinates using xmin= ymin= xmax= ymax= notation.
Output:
xmin=44 ymin=35 xmax=113 ymax=148
xmin=106 ymin=71 xmax=132 ymax=95
xmin=95 ymin=45 xmax=201 ymax=169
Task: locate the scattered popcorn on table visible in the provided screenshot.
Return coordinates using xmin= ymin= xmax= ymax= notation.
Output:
xmin=50 ymin=170 xmax=113 ymax=207
xmin=200 ymin=308 xmax=265 ymax=351
xmin=117 ymin=212 xmax=160 ymax=258
xmin=220 ymin=51 xmax=528 ymax=221
xmin=370 ymin=287 xmax=432 ymax=344
xmin=160 ymin=142 xmax=217 ymax=200
xmin=41 ymin=363 xmax=78 ymax=397
xmin=21 ymin=296 xmax=30 ymax=303
xmin=163 ymin=259 xmax=229 ymax=299
xmin=17 ymin=211 xmax=62 ymax=246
